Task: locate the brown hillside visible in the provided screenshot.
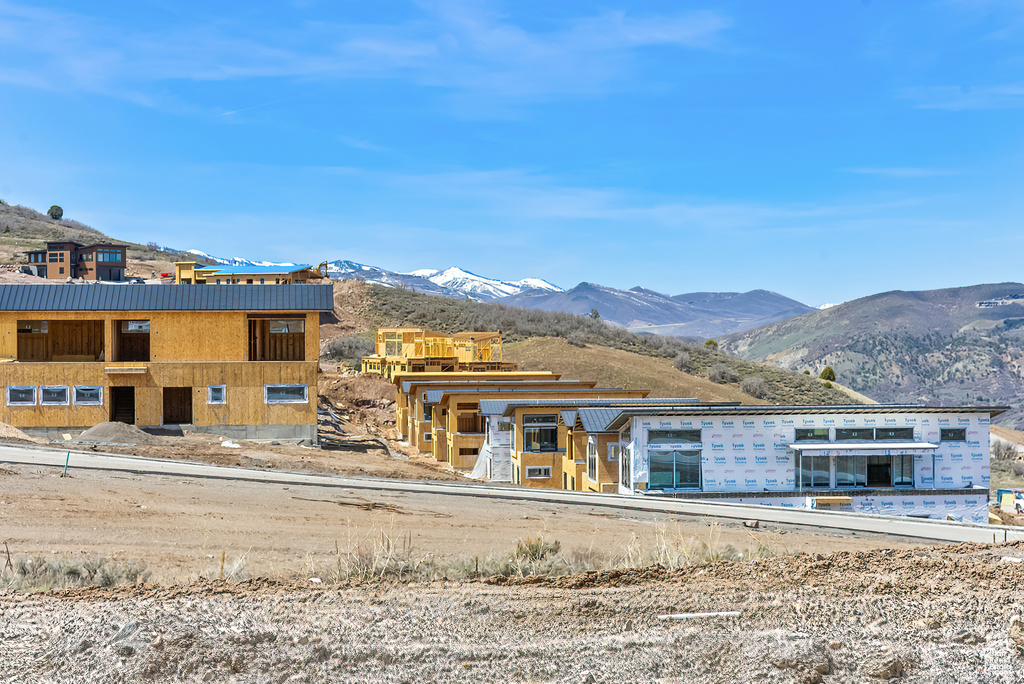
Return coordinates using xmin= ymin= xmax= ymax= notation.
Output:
xmin=503 ymin=337 xmax=767 ymax=405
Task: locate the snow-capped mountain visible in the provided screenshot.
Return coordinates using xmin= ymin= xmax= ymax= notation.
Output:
xmin=404 ymin=267 xmax=562 ymax=300
xmin=323 ymin=261 xmax=562 ymax=301
xmin=187 ymin=250 xmax=296 ymax=268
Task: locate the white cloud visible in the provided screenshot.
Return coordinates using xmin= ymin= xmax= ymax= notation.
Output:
xmin=0 ymin=1 xmax=732 ymax=108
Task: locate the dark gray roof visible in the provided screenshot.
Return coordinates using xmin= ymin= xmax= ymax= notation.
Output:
xmin=0 ymin=284 xmax=334 ymax=312
xmin=578 ymin=408 xmax=622 ymax=433
xmin=602 ymin=403 xmax=1011 ymax=431
xmin=499 ymin=397 xmax=708 ymax=416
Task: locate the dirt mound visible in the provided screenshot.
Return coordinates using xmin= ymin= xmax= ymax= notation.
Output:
xmin=77 ymin=422 xmax=166 ymax=446
xmin=0 ymin=421 xmax=43 ymax=443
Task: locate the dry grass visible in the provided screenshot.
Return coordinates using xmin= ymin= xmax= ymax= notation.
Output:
xmin=504 ymin=337 xmax=764 ymax=404
xmin=1 ymin=556 xmax=150 ymax=591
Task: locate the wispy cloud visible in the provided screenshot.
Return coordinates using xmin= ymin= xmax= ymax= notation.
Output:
xmin=844 ymin=166 xmax=961 ymax=178
xmin=338 ymin=136 xmax=390 ymax=152
xmin=0 ymin=1 xmax=733 ymax=110
xmin=901 ymin=83 xmax=1024 ymax=110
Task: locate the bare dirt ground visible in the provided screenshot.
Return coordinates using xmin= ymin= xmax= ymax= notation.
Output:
xmin=0 ymin=455 xmax=928 ymax=584
xmin=3 ymin=541 xmax=1024 ymax=682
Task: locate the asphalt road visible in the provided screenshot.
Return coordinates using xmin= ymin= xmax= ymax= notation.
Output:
xmin=2 ymin=443 xmax=1020 ymax=544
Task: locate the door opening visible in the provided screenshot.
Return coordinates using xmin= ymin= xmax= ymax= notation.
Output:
xmin=163 ymin=387 xmax=193 ymax=425
xmin=110 ymin=386 xmax=135 ymax=424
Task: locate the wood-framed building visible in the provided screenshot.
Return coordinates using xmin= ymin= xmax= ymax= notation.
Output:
xmin=361 ymin=328 xmax=516 ymax=380
xmin=0 ymin=284 xmax=333 ymax=442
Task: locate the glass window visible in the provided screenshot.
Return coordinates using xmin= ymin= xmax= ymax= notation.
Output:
xmin=7 ymin=386 xmax=36 ymax=405
xmin=525 ymin=466 xmax=552 ymax=479
xmin=265 ymin=384 xmax=308 ymax=403
xmin=794 ymin=428 xmax=829 ymax=441
xmin=800 ymin=454 xmax=830 ymax=487
xmin=647 ymin=429 xmax=701 ymax=444
xmin=876 ymin=427 xmax=914 ymax=441
xmin=940 ymin=428 xmax=967 ymax=442
xmin=524 ymin=426 xmax=558 ymax=452
xmin=497 ymin=421 xmax=512 ymax=432
xmin=608 ymin=444 xmax=620 ymax=461
xmin=835 ymin=428 xmax=874 ymax=441
xmin=74 ymin=385 xmax=103 ymax=405
xmin=523 ymin=414 xmax=557 ymax=425
xmin=40 ymin=386 xmax=69 ymax=405
xmin=648 ymin=450 xmax=701 ymax=490
xmin=424 ymin=432 xmax=432 ymax=442
xmin=587 ymin=441 xmax=598 ymax=482
xmin=894 ymin=454 xmax=914 ymax=487
xmin=269 ymin=319 xmax=304 ymax=334
xmin=208 ymin=385 xmax=226 ymax=404
xmin=836 ymin=455 xmax=867 ymax=487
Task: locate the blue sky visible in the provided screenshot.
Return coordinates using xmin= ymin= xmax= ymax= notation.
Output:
xmin=1 ymin=0 xmax=1022 ymax=306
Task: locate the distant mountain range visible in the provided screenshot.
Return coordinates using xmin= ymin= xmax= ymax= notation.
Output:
xmin=721 ymin=282 xmax=1024 ymax=427
xmin=503 ymin=284 xmax=816 ymax=338
xmin=186 ymin=250 xmax=297 ymax=268
xmin=187 ymin=250 xmax=815 ymax=338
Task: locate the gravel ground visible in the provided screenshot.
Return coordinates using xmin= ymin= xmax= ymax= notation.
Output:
xmin=3 ymin=543 xmax=1024 ymax=682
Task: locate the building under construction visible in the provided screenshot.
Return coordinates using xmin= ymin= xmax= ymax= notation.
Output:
xmin=360 ymin=327 xmax=516 ymax=379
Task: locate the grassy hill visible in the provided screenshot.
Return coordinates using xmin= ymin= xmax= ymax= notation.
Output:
xmin=349 ymin=282 xmax=858 ymax=406
xmin=721 ymin=283 xmax=1024 ymax=427
xmin=0 ymin=200 xmax=204 ymax=268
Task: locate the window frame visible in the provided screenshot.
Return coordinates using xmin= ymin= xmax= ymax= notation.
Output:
xmin=608 ymin=444 xmax=620 ymax=461
xmin=207 ymin=385 xmax=226 ymax=405
xmin=794 ymin=428 xmax=830 ymax=442
xmin=525 ymin=466 xmax=552 ymax=479
xmin=940 ymin=428 xmax=967 ymax=442
xmin=587 ymin=439 xmax=598 ymax=482
xmin=647 ymin=428 xmax=702 ymax=445
xmin=73 ymin=385 xmax=104 ymax=406
xmin=264 ymin=384 xmax=308 ymax=404
xmin=39 ymin=385 xmax=70 ymax=406
xmin=7 ymin=386 xmax=37 ymax=406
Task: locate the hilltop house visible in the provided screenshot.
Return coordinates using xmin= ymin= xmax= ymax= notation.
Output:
xmin=23 ymin=241 xmax=127 ymax=281
xmin=173 ymin=261 xmax=325 ymax=285
xmin=0 ymin=284 xmax=333 ymax=442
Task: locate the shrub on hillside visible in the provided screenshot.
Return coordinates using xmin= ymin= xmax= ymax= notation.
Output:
xmin=704 ymin=339 xmax=718 ymax=351
xmin=323 ymin=335 xmax=374 ymax=360
xmin=674 ymin=352 xmax=690 ymax=371
xmin=566 ymin=330 xmax=587 ymax=348
xmin=708 ymin=363 xmax=738 ymax=384
xmin=740 ymin=376 xmax=769 ymax=399
xmin=48 ymin=205 xmax=63 ymax=220
xmin=819 ymin=366 xmax=836 ymax=381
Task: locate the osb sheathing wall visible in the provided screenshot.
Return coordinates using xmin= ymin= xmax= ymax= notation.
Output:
xmin=0 ymin=311 xmax=319 ymax=363
xmin=0 ymin=310 xmax=319 ymax=428
xmin=0 ymin=361 xmax=317 ymax=428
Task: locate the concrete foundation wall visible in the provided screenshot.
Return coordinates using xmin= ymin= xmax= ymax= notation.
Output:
xmin=19 ymin=423 xmax=317 ymax=444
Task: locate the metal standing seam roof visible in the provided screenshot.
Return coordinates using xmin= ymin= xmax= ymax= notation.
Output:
xmin=401 ymin=379 xmax=593 ymax=393
xmin=0 ymin=284 xmax=334 ymax=311
xmin=497 ymin=397 xmax=712 ymax=417
xmin=602 ymin=403 xmax=1011 ymax=431
xmin=559 ymin=410 xmax=578 ymax=427
xmin=577 ymin=408 xmax=625 ymax=433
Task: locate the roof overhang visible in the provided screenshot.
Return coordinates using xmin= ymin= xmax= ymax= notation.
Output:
xmin=603 ymin=404 xmax=1009 ymax=431
xmin=789 ymin=441 xmax=938 ymax=454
